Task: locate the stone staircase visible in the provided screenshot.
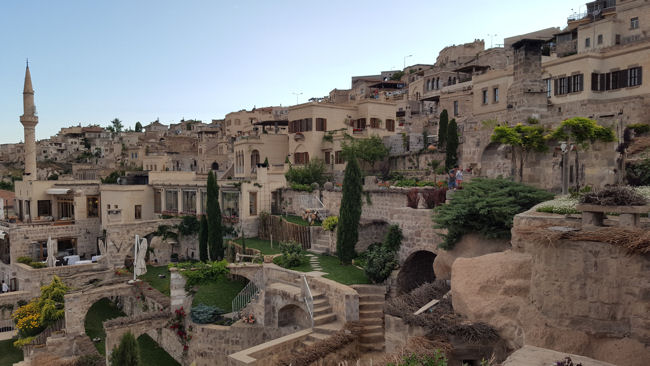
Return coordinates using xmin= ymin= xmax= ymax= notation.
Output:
xmin=352 ymin=284 xmax=386 ymax=352
xmin=310 ymin=230 xmax=331 ymax=254
xmin=302 ymin=290 xmax=340 ymax=347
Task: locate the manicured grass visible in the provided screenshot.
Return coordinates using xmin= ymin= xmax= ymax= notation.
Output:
xmin=138 ymin=334 xmax=180 ymax=366
xmin=84 ymin=298 xmax=126 ymax=355
xmin=233 ymin=237 xmax=282 ymax=255
xmin=139 ymin=265 xmax=171 ymax=296
xmin=0 ymin=338 xmax=23 ymax=366
xmin=318 ymin=254 xmax=370 ymax=285
xmin=278 ymin=215 xmax=321 ymax=227
xmin=191 ymin=276 xmax=248 ymax=312
xmin=281 ymin=257 xmax=313 ymax=273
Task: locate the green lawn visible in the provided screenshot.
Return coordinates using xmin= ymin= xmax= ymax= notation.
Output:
xmin=278 ymin=215 xmax=321 ymax=227
xmin=138 ymin=334 xmax=180 ymax=366
xmin=139 ymin=265 xmax=171 ymax=296
xmin=318 ymin=254 xmax=370 ymax=285
xmin=0 ymin=339 xmax=23 ymax=366
xmin=84 ymin=298 xmax=127 ymax=355
xmin=233 ymin=237 xmax=282 ymax=255
xmin=192 ymin=276 xmax=248 ymax=312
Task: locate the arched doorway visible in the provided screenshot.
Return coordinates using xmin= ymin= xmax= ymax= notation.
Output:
xmin=211 ymin=162 xmax=219 ymax=171
xmin=397 ymin=250 xmax=437 ymax=294
xmin=250 ymin=150 xmax=260 ymax=172
xmin=277 ymin=304 xmax=310 ymax=330
xmin=84 ymin=297 xmax=126 ymax=355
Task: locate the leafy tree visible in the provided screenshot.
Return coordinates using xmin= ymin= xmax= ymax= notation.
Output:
xmin=383 ymin=224 xmax=403 ymax=252
xmin=101 ymin=170 xmax=124 ymax=184
xmin=433 ymin=178 xmax=554 ymax=249
xmin=491 ymin=123 xmax=549 ymax=182
xmin=111 ymin=118 xmax=124 ymax=133
xmin=438 ymin=110 xmax=448 ymax=149
xmin=199 ymin=215 xmax=208 ymax=262
xmin=364 ymin=224 xmax=403 ymax=283
xmin=549 ymin=117 xmax=615 ymax=191
xmin=285 ymin=159 xmax=326 ymax=185
xmin=207 ymin=171 xmax=223 ymax=260
xmin=336 ymin=156 xmax=362 ymax=264
xmin=134 ymin=121 xmax=143 ymax=132
xmin=445 ymin=119 xmax=459 ymax=169
xmin=109 ymin=331 xmax=140 ymax=366
xmin=341 ymin=135 xmax=389 ymax=170
xmin=0 ymin=181 xmax=14 ymax=191
xmin=626 ymin=158 xmax=650 ymax=186
xmin=389 ymin=71 xmax=405 ymax=81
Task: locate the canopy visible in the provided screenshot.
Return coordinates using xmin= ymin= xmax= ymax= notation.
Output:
xmin=46 ymin=188 xmax=72 ymax=195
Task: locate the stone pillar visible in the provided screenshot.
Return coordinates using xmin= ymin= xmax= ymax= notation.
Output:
xmin=169 ymin=268 xmax=190 ymax=313
xmin=160 ymin=189 xmax=166 ymax=213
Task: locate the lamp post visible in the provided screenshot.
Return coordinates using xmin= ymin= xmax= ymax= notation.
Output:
xmin=292 ymin=92 xmax=303 ymax=105
xmin=487 ymin=34 xmax=498 ymax=48
xmin=403 ymin=54 xmax=413 ymax=69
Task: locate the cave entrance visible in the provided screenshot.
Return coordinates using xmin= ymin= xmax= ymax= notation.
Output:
xmin=397 ymin=250 xmax=437 ymax=294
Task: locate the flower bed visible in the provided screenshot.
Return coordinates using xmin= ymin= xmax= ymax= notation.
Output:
xmin=536 ymin=186 xmax=650 ymax=215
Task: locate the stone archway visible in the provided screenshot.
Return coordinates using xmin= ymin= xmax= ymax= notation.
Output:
xmin=397 ymin=250 xmax=437 ymax=294
xmin=277 ymin=304 xmax=310 ymax=330
xmin=480 ymin=142 xmax=513 ymax=179
xmin=65 ymin=283 xmax=138 ymax=334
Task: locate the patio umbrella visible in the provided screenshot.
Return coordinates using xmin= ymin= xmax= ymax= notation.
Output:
xmin=133 ymin=235 xmax=148 ymax=278
xmin=46 ymin=236 xmax=57 ymax=267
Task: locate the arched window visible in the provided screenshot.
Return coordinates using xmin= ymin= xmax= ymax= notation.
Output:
xmin=250 ymin=150 xmax=260 ymax=172
xmin=453 ymin=77 xmax=457 ymax=84
xmin=447 ymin=76 xmax=452 ymax=86
xmin=211 ymin=162 xmax=219 ymax=171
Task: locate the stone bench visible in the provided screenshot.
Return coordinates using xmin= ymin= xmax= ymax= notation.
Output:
xmin=576 ymin=204 xmax=650 ymax=228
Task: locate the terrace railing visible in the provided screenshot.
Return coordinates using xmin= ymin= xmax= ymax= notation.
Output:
xmin=231 ymin=269 xmax=264 ymax=314
xmin=302 ymin=275 xmax=314 ymax=327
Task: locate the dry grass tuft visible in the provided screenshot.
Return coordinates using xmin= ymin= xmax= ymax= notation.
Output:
xmin=376 ymin=336 xmax=453 ymax=366
xmin=580 ymin=186 xmax=648 ymax=206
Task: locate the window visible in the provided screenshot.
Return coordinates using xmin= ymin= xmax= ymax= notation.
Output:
xmin=86 ymin=196 xmax=99 ymax=218
xmin=315 ymin=118 xmax=327 ymax=131
xmin=545 ymin=78 xmax=552 ymax=98
xmin=249 ymin=192 xmax=257 ymax=216
xmin=37 ymin=200 xmax=52 ymax=217
xmin=585 ymin=37 xmax=591 ymax=48
xmin=482 ymin=90 xmax=488 ymax=104
xmin=386 ymin=119 xmax=395 ymax=132
xmin=370 ymin=118 xmax=381 ymax=128
xmin=629 ymin=67 xmax=642 ymax=86
xmin=293 ymin=152 xmax=309 ymax=165
xmin=570 ymin=74 xmax=584 ymax=92
xmin=324 ymin=151 xmax=331 ymax=165
xmin=182 ymin=190 xmax=197 ymax=213
xmin=165 ymin=190 xmax=178 ymax=212
xmin=154 ymin=190 xmax=161 ymax=213
xmin=631 ymin=17 xmax=639 ymax=29
xmin=597 ymin=34 xmax=603 ymax=45
xmin=335 ymin=150 xmax=344 ymax=164
xmin=554 ymin=74 xmax=583 ymax=95
xmin=288 ymin=118 xmax=313 ymax=133
xmin=453 ymin=101 xmax=459 ymax=116
xmin=493 ymin=87 xmax=499 ymax=103
xmin=135 ymin=205 xmax=142 ymax=220
xmin=58 ymin=198 xmax=74 ymax=220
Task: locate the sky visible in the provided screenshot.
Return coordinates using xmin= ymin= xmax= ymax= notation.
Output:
xmin=0 ymin=0 xmax=585 ymax=144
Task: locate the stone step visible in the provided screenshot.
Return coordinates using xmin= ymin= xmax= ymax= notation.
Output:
xmin=313 ymin=322 xmax=344 ymax=335
xmin=351 ymin=284 xmax=386 ymax=294
xmin=308 ymin=332 xmax=330 ymax=342
xmin=302 ymin=340 xmax=316 ymax=348
xmin=359 ymin=343 xmax=385 ymax=352
xmin=359 ymin=294 xmax=385 ymax=303
xmin=362 ymin=325 xmax=384 ymax=333
xmin=359 ymin=331 xmax=385 ymax=343
xmin=313 ymin=313 xmax=337 ymax=326
xmin=312 ymin=291 xmax=325 ymax=300
xmin=313 ymin=298 xmax=329 ymax=307
xmin=359 ymin=317 xmax=383 ymax=326
xmin=313 ymin=305 xmax=332 ymax=317
xmin=359 ymin=310 xmax=383 ymax=319
xmin=359 ymin=302 xmax=384 ymax=312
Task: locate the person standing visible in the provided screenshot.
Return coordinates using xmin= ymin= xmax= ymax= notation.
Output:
xmin=448 ymin=167 xmax=456 ymax=189
xmin=455 ymin=166 xmax=463 ymax=189
xmin=2 ymin=280 xmax=8 ymax=293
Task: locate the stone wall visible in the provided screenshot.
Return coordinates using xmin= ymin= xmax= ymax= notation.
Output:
xmin=384 ymin=314 xmax=428 ymax=353
xmin=104 ymin=218 xmax=180 ymax=267
xmin=12 ymin=262 xmax=112 ymax=296
xmin=0 ymin=290 xmax=31 ymax=321
xmin=451 ymin=209 xmax=650 ymax=366
xmin=64 ymin=283 xmax=139 ymax=334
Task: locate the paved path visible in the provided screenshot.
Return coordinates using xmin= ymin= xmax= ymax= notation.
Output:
xmin=305 ymin=254 xmax=326 ymax=276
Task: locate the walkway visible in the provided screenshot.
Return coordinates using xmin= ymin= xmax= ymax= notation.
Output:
xmin=305 ymin=253 xmax=326 ymax=276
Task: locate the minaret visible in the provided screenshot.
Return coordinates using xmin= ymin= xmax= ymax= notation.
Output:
xmin=20 ymin=61 xmax=38 ymax=181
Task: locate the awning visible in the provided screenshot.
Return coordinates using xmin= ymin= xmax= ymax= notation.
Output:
xmin=0 ymin=231 xmax=6 ymax=240
xmin=46 ymin=188 xmax=73 ymax=195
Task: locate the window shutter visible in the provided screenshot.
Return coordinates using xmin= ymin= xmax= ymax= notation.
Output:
xmin=578 ymin=74 xmax=583 ymax=91
xmin=323 ymin=119 xmax=327 ymax=131
xmin=567 ymin=77 xmax=572 ymax=93
xmin=638 ymin=67 xmax=643 ymax=85
xmin=554 ymin=78 xmax=559 ymax=95
xmin=307 ymin=118 xmax=313 ymax=131
xmin=620 ymin=70 xmax=628 ymax=88
xmin=591 ymin=73 xmax=598 ymax=91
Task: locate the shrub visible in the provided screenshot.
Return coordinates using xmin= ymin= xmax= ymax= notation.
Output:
xmin=628 ymin=123 xmax=650 ymax=135
xmin=364 ymin=225 xmax=403 ymax=283
xmin=17 ymin=256 xmax=32 ymax=264
xmin=177 ymin=215 xmax=200 ymax=236
xmin=29 ymin=262 xmax=47 ymax=269
xmin=109 ymin=331 xmax=140 ymax=366
xmin=387 ymin=351 xmax=448 ymax=366
xmin=406 ymin=188 xmax=419 ymax=208
xmin=433 ymin=178 xmax=554 ymax=249
xmin=285 ymin=159 xmax=327 ymax=185
xmin=74 ymin=354 xmax=104 ymax=366
xmin=190 ymin=304 xmax=224 ymax=324
xmin=421 ymin=190 xmax=437 ymax=209
xmin=580 ymin=186 xmax=647 ymax=206
xmin=627 ymin=158 xmax=650 ymax=186
xmin=384 ymin=225 xmax=403 ymax=253
xmin=290 ymin=183 xmax=313 ymax=192
xmin=322 ymin=216 xmax=338 ymax=231
xmin=274 ymin=241 xmax=306 ymax=268
xmin=169 ymin=260 xmax=229 ymax=290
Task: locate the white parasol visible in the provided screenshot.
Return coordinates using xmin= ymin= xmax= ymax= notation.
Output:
xmin=46 ymin=236 xmax=57 ymax=267
xmin=133 ymin=235 xmax=148 ymax=279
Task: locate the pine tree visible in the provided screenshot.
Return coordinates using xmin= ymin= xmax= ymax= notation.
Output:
xmin=445 ymin=119 xmax=459 ymax=169
xmin=336 ymin=156 xmax=362 ymax=264
xmin=438 ymin=109 xmax=449 ymax=149
xmin=199 ymin=214 xmax=208 ymax=262
xmin=109 ymin=331 xmax=140 ymax=366
xmin=207 ymin=171 xmax=223 ymax=260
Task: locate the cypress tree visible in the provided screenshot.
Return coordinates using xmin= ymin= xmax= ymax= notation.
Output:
xmin=109 ymin=331 xmax=140 ymax=366
xmin=446 ymin=119 xmax=459 ymax=169
xmin=199 ymin=214 xmax=208 ymax=262
xmin=438 ymin=109 xmax=449 ymax=149
xmin=336 ymin=156 xmax=362 ymax=264
xmin=207 ymin=171 xmax=223 ymax=260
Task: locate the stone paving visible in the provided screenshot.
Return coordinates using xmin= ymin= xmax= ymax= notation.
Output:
xmin=305 ymin=253 xmax=326 ymax=276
